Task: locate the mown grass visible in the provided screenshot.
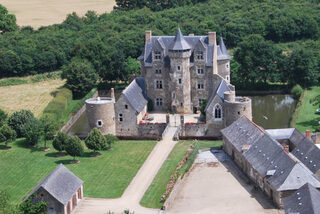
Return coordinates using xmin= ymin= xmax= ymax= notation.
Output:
xmin=140 ymin=140 xmax=222 ymax=209
xmin=291 ymin=86 xmax=320 ymax=132
xmin=0 ymin=139 xmax=156 ymax=204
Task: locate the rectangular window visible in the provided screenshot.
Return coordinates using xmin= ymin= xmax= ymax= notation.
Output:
xmin=177 ymin=65 xmax=181 ymax=71
xmin=154 ymin=51 xmax=162 ymax=60
xmin=156 ymin=98 xmax=163 ymax=106
xmin=196 ymin=51 xmax=204 ymax=60
xmin=178 ymin=78 xmax=182 ymax=84
xmin=197 ymin=83 xmax=204 ymax=90
xmin=155 ymin=69 xmax=162 ymax=74
xmin=156 ymin=80 xmax=163 ymax=89
xmin=125 ymin=104 xmax=128 ymax=109
xmin=118 ymin=114 xmax=123 ymax=122
xmin=197 ymin=68 xmax=204 ymax=74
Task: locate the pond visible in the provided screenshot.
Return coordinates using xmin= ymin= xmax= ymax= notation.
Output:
xmin=249 ymin=94 xmax=297 ymax=129
xmin=67 ymin=94 xmax=297 ymax=135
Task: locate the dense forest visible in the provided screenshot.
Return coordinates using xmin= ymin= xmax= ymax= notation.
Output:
xmin=0 ymin=0 xmax=320 ymax=92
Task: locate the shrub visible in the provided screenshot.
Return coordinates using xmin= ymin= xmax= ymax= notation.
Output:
xmin=200 ymin=99 xmax=208 ymax=116
xmin=21 ymin=118 xmax=42 ymax=147
xmin=19 ymin=195 xmax=47 ymax=214
xmin=147 ymin=99 xmax=153 ymax=112
xmin=8 ymin=110 xmax=35 ymax=137
xmin=105 ymin=134 xmax=118 ymax=149
xmin=0 ymin=109 xmax=7 ymax=127
xmin=53 ymin=132 xmax=68 ymax=153
xmin=0 ymin=125 xmax=16 ymax=147
xmin=291 ymin=84 xmax=303 ymax=99
xmin=85 ymin=128 xmax=107 ymax=153
xmin=65 ymin=136 xmax=84 ymax=161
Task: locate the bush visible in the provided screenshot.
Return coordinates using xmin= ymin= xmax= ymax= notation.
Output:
xmin=65 ymin=136 xmax=84 ymax=161
xmin=53 ymin=132 xmax=68 ymax=153
xmin=19 ymin=195 xmax=47 ymax=214
xmin=0 ymin=109 xmax=8 ymax=127
xmin=0 ymin=125 xmax=16 ymax=147
xmin=21 ymin=118 xmax=42 ymax=147
xmin=85 ymin=128 xmax=107 ymax=153
xmin=147 ymin=99 xmax=153 ymax=112
xmin=8 ymin=110 xmax=35 ymax=137
xmin=200 ymin=99 xmax=208 ymax=116
xmin=291 ymin=84 xmax=303 ymax=99
xmin=105 ymin=134 xmax=118 ymax=149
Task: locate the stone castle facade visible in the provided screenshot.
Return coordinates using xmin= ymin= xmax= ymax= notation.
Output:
xmin=85 ymin=29 xmax=252 ymax=137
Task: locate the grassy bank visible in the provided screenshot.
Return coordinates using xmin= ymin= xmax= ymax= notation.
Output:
xmin=291 ymin=86 xmax=320 ymax=133
xmin=140 ymin=140 xmax=222 ymax=209
xmin=0 ymin=139 xmax=156 ymax=204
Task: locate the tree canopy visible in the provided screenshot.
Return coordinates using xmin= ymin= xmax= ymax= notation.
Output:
xmin=0 ymin=4 xmax=18 ymax=33
xmin=85 ymin=128 xmax=107 ymax=153
xmin=65 ymin=136 xmax=84 ymax=161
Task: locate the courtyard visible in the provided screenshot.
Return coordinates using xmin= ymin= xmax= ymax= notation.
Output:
xmin=141 ymin=111 xmax=202 ymax=126
xmin=166 ymin=151 xmax=281 ymax=214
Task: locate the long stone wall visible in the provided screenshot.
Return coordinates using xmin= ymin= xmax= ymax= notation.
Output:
xmin=138 ymin=123 xmax=167 ymax=137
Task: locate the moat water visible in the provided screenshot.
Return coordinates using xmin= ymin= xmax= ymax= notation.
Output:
xmin=67 ymin=94 xmax=297 ymax=135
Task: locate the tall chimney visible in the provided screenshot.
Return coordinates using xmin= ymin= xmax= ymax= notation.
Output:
xmin=284 ymin=145 xmax=289 ymax=153
xmin=208 ymin=32 xmax=218 ymax=74
xmin=306 ymin=130 xmax=311 ymax=139
xmin=145 ymin=30 xmax=152 ymax=44
xmin=110 ymin=88 xmax=115 ymax=99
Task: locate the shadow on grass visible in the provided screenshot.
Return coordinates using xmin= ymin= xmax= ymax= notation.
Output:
xmin=0 ymin=145 xmax=11 ymax=150
xmin=15 ymin=138 xmax=29 ymax=148
xmin=55 ymin=159 xmax=76 ymax=165
xmin=45 ymin=152 xmax=67 ymax=158
xmin=296 ymin=117 xmax=320 ymax=130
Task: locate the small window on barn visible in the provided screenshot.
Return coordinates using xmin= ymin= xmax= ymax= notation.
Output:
xmin=118 ymin=114 xmax=123 ymax=122
xmin=125 ymin=104 xmax=128 ymax=109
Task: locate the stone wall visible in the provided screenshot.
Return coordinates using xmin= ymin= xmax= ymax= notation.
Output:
xmin=138 ymin=123 xmax=167 ymax=137
xmin=217 ymin=59 xmax=230 ymax=83
xmin=36 ymin=188 xmax=65 ymax=214
xmin=224 ymin=98 xmax=252 ymax=127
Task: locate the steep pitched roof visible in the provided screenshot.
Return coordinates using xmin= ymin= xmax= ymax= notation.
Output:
xmin=266 ymin=128 xmax=295 ymax=140
xmin=284 ymin=183 xmax=320 ymax=214
xmin=205 ymin=79 xmax=232 ymax=112
xmin=122 ymin=78 xmax=148 ymax=113
xmin=291 ymin=138 xmax=320 ymax=174
xmin=218 ymin=36 xmax=231 ymax=60
xmin=168 ymin=28 xmax=191 ymax=51
xmin=221 ymin=116 xmax=265 ymax=152
xmin=24 ymin=164 xmax=83 ymax=205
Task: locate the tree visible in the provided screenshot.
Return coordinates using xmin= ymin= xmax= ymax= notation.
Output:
xmin=0 ymin=125 xmax=16 ymax=148
xmin=65 ymin=136 xmax=84 ymax=161
xmin=125 ymin=57 xmax=140 ymax=78
xmin=0 ymin=109 xmax=7 ymax=127
xmin=200 ymin=99 xmax=208 ymax=116
xmin=0 ymin=4 xmax=18 ymax=33
xmin=19 ymin=196 xmax=47 ymax=214
xmin=40 ymin=115 xmax=57 ymax=150
xmin=286 ymin=48 xmax=319 ymax=87
xmin=85 ymin=128 xmax=107 ymax=154
xmin=21 ymin=118 xmax=42 ymax=147
xmin=61 ymin=57 xmax=98 ymax=98
xmin=52 ymin=132 xmax=68 ymax=154
xmin=8 ymin=110 xmax=35 ymax=138
xmin=105 ymin=134 xmax=118 ymax=150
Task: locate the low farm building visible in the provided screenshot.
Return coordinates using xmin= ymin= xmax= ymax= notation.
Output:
xmin=23 ymin=164 xmax=83 ymax=214
xmin=221 ymin=116 xmax=320 ymax=208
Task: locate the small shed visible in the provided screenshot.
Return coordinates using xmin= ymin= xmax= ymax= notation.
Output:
xmin=23 ymin=164 xmax=83 ymax=214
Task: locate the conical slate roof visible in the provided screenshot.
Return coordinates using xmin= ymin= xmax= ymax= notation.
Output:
xmin=169 ymin=28 xmax=191 ymax=51
xmin=218 ymin=36 xmax=231 ymax=60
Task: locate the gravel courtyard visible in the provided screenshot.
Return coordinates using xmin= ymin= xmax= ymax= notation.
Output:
xmin=166 ymin=151 xmax=282 ymax=214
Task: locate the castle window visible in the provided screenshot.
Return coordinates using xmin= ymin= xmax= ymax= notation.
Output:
xmin=154 ymin=51 xmax=162 ymax=60
xmin=155 ymin=69 xmax=162 ymax=74
xmin=214 ymin=104 xmax=222 ymax=120
xmin=118 ymin=114 xmax=123 ymax=122
xmin=172 ymin=92 xmax=176 ymax=99
xmin=177 ymin=65 xmax=181 ymax=71
xmin=156 ymin=98 xmax=163 ymax=106
xmin=178 ymin=78 xmax=182 ymax=84
xmin=197 ymin=82 xmax=204 ymax=90
xmin=226 ymin=75 xmax=229 ymax=81
xmin=125 ymin=105 xmax=128 ymax=109
xmin=196 ymin=51 xmax=204 ymax=60
xmin=97 ymin=120 xmax=103 ymax=127
xmin=197 ymin=67 xmax=204 ymax=75
xmin=226 ymin=62 xmax=230 ymax=69
xmin=156 ymin=80 xmax=163 ymax=89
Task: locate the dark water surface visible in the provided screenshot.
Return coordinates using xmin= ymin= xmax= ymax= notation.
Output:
xmin=250 ymin=94 xmax=297 ymax=129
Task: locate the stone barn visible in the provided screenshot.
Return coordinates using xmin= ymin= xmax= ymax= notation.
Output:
xmin=23 ymin=164 xmax=83 ymax=214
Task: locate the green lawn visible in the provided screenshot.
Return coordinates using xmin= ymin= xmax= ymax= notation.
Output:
xmin=0 ymin=139 xmax=156 ymax=204
xmin=292 ymin=86 xmax=320 ymax=133
xmin=140 ymin=140 xmax=222 ymax=209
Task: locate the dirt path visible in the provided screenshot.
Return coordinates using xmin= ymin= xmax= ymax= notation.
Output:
xmin=74 ymin=126 xmax=178 ymax=214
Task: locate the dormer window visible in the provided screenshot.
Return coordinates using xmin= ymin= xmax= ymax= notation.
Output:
xmin=154 ymin=51 xmax=162 ymax=60
xmin=196 ymin=51 xmax=204 ymax=60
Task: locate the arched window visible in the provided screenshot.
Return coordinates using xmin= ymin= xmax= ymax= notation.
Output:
xmin=214 ymin=104 xmax=222 ymax=120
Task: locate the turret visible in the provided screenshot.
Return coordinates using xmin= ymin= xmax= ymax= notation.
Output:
xmin=217 ymin=35 xmax=232 ymax=83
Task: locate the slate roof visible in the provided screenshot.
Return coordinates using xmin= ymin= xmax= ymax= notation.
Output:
xmin=291 ymin=138 xmax=320 ymax=174
xmin=266 ymin=128 xmax=295 ymax=140
xmin=221 ymin=116 xmax=265 ymax=152
xmin=289 ymin=129 xmax=307 ymax=147
xmin=205 ymin=79 xmax=232 ymax=112
xmin=284 ymin=183 xmax=320 ymax=214
xmin=122 ymin=78 xmax=148 ymax=113
xmin=140 ymin=29 xmax=231 ymax=67
xmin=24 ymin=164 xmax=83 ymax=205
xmin=168 ymin=28 xmax=191 ymax=51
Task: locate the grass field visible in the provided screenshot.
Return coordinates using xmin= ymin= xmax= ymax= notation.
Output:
xmin=140 ymin=140 xmax=222 ymax=209
xmin=0 ymin=79 xmax=65 ymax=117
xmin=0 ymin=139 xmax=156 ymax=204
xmin=292 ymin=86 xmax=320 ymax=133
xmin=1 ymin=0 xmax=115 ymax=28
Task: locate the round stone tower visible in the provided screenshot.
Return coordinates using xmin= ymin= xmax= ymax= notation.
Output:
xmin=223 ymin=91 xmax=252 ymax=127
xmin=85 ymin=97 xmax=116 ymax=135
